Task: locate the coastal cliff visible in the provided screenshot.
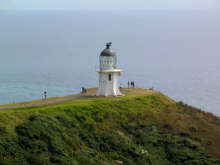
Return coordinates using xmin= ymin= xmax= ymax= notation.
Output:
xmin=0 ymin=88 xmax=219 ymax=165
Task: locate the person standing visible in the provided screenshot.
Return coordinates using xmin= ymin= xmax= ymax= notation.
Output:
xmin=127 ymin=81 xmax=130 ymax=88
xmin=130 ymin=81 xmax=133 ymax=88
xmin=44 ymin=91 xmax=47 ymax=100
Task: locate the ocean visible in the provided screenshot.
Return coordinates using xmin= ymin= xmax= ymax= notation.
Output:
xmin=0 ymin=10 xmax=220 ymax=115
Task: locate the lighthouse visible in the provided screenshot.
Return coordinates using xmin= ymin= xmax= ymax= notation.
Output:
xmin=96 ymin=42 xmax=123 ymax=96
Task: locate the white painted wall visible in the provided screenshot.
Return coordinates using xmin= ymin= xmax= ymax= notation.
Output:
xmin=96 ymin=56 xmax=122 ymax=96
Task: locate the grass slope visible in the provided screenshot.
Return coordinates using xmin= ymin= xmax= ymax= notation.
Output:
xmin=0 ymin=88 xmax=219 ymax=165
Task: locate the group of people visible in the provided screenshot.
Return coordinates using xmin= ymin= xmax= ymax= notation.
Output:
xmin=81 ymin=87 xmax=87 ymax=94
xmin=127 ymin=81 xmax=135 ymax=88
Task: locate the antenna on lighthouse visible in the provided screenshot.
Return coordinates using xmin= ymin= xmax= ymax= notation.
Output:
xmin=106 ymin=42 xmax=112 ymax=49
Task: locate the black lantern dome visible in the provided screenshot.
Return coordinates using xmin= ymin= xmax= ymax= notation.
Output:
xmin=100 ymin=42 xmax=116 ymax=56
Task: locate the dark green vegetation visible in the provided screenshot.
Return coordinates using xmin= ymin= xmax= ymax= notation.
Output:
xmin=0 ymin=89 xmax=220 ymax=165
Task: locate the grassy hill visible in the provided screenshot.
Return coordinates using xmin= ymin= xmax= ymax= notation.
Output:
xmin=0 ymin=88 xmax=219 ymax=165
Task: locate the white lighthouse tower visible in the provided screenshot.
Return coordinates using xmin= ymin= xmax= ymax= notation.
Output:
xmin=96 ymin=42 xmax=123 ymax=96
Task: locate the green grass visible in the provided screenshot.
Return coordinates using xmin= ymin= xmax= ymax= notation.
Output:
xmin=0 ymin=89 xmax=219 ymax=165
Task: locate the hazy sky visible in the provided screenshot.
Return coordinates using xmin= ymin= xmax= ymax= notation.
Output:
xmin=0 ymin=0 xmax=219 ymax=10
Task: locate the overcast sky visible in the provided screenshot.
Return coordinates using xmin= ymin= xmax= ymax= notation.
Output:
xmin=0 ymin=0 xmax=219 ymax=10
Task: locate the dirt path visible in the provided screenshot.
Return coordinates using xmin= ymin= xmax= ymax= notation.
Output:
xmin=0 ymin=88 xmax=98 ymax=111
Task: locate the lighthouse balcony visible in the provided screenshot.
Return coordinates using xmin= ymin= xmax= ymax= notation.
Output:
xmin=96 ymin=68 xmax=122 ymax=73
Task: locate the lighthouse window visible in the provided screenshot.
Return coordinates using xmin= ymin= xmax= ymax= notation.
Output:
xmin=108 ymin=74 xmax=112 ymax=81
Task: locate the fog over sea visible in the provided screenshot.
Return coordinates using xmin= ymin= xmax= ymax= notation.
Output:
xmin=0 ymin=10 xmax=220 ymax=115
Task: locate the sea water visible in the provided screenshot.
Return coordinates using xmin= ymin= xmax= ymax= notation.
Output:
xmin=0 ymin=10 xmax=219 ymax=115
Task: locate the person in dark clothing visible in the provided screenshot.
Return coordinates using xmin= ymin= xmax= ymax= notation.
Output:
xmin=82 ymin=87 xmax=84 ymax=93
xmin=127 ymin=81 xmax=130 ymax=88
xmin=44 ymin=91 xmax=47 ymax=99
xmin=130 ymin=81 xmax=133 ymax=88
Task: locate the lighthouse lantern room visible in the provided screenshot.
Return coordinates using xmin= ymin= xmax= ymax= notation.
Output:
xmin=96 ymin=42 xmax=123 ymax=96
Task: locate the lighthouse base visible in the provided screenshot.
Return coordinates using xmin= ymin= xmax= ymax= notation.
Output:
xmin=96 ymin=89 xmax=123 ymax=97
xmin=96 ymin=72 xmax=123 ymax=97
